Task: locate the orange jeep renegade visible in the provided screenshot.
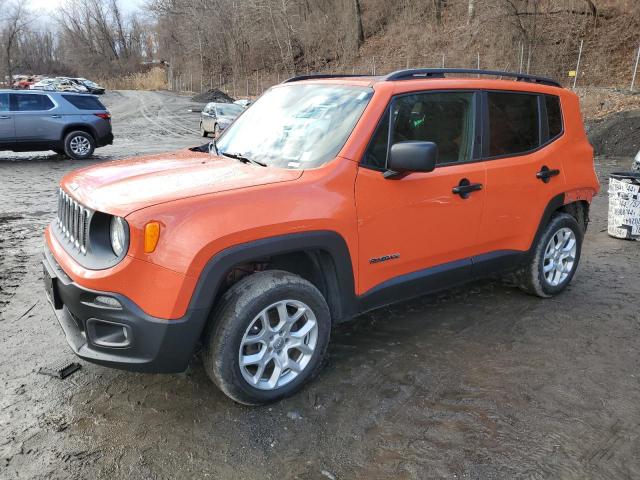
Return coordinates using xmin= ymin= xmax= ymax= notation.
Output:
xmin=43 ymin=69 xmax=599 ymax=404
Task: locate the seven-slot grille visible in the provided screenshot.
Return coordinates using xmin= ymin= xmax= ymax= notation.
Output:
xmin=56 ymin=188 xmax=91 ymax=254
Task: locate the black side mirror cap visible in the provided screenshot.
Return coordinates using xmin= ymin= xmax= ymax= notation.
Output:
xmin=384 ymin=141 xmax=438 ymax=179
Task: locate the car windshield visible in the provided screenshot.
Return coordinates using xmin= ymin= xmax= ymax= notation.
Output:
xmin=215 ymin=104 xmax=243 ymax=117
xmin=216 ymin=84 xmax=373 ymax=169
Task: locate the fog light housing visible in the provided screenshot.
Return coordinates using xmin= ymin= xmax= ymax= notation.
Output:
xmin=86 ymin=319 xmax=131 ymax=348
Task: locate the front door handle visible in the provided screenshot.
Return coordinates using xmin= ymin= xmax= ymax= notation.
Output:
xmin=51 ymin=114 xmax=62 ymax=119
xmin=452 ymin=178 xmax=483 ymax=199
xmin=536 ymin=165 xmax=560 ymax=183
xmin=0 ymin=115 xmax=10 ymax=119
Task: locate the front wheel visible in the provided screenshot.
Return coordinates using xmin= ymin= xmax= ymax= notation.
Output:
xmin=202 ymin=271 xmax=331 ymax=405
xmin=200 ymin=122 xmax=208 ymax=137
xmin=518 ymin=213 xmax=583 ymax=298
xmin=63 ymin=131 xmax=95 ymax=159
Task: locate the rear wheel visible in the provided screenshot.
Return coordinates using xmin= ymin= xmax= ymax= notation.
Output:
xmin=202 ymin=270 xmax=331 ymax=405
xmin=518 ymin=213 xmax=583 ymax=298
xmin=63 ymin=131 xmax=95 ymax=159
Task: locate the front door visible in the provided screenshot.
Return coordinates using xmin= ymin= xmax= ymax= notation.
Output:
xmin=355 ymin=90 xmax=487 ymax=297
xmin=0 ymin=93 xmax=15 ymax=145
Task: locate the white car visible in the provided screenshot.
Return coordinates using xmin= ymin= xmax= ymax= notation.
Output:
xmin=633 ymin=150 xmax=640 ymax=171
xmin=30 ymin=79 xmax=56 ymax=91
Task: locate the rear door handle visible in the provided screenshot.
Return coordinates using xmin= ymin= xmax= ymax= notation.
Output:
xmin=536 ymin=165 xmax=560 ymax=183
xmin=51 ymin=114 xmax=62 ymax=119
xmin=0 ymin=115 xmax=10 ymax=119
xmin=452 ymin=178 xmax=483 ymax=199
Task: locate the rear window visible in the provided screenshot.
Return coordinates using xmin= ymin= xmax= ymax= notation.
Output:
xmin=63 ymin=95 xmax=106 ymax=111
xmin=545 ymin=95 xmax=563 ymax=140
xmin=487 ymin=92 xmax=539 ymax=157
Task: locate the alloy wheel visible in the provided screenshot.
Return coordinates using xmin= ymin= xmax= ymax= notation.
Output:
xmin=542 ymin=227 xmax=577 ymax=287
xmin=238 ymin=300 xmax=318 ymax=390
xmin=69 ymin=136 xmax=91 ymax=156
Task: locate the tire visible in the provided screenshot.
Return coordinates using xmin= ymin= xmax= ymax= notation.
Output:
xmin=202 ymin=270 xmax=331 ymax=405
xmin=200 ymin=122 xmax=208 ymax=137
xmin=213 ymin=123 xmax=220 ymax=138
xmin=63 ymin=131 xmax=95 ymax=159
xmin=518 ymin=213 xmax=583 ymax=298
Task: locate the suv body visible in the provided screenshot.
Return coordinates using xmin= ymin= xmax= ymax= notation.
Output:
xmin=43 ymin=70 xmax=599 ymax=404
xmin=0 ymin=89 xmax=113 ymax=158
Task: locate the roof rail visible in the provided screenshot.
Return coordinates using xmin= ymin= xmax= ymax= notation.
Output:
xmin=382 ymin=68 xmax=562 ymax=88
xmin=282 ymin=73 xmax=372 ymax=83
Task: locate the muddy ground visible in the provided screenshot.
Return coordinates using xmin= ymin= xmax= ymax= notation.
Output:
xmin=1 ymin=91 xmax=639 ymax=480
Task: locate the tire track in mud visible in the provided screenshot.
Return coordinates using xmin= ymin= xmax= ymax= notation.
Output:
xmin=137 ymin=92 xmax=200 ymax=137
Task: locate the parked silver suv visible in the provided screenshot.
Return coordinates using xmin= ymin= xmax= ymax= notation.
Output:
xmin=0 ymin=90 xmax=113 ymax=159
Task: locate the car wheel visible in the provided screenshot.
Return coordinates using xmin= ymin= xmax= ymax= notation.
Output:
xmin=202 ymin=270 xmax=331 ymax=405
xmin=213 ymin=123 xmax=220 ymax=138
xmin=64 ymin=131 xmax=95 ymax=159
xmin=518 ymin=213 xmax=583 ymax=298
xmin=200 ymin=122 xmax=208 ymax=137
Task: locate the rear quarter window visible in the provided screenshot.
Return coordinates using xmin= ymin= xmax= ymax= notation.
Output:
xmin=63 ymin=95 xmax=106 ymax=111
xmin=545 ymin=95 xmax=563 ymax=140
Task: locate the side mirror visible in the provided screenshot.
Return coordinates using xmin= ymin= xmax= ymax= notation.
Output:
xmin=385 ymin=141 xmax=437 ymax=179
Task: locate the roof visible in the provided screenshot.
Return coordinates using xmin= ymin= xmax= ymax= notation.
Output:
xmin=283 ymin=68 xmax=561 ymax=89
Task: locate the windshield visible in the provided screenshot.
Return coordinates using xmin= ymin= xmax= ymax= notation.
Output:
xmin=215 ymin=104 xmax=243 ymax=117
xmin=216 ymin=84 xmax=373 ymax=169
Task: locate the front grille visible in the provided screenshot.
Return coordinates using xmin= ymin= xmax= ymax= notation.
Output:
xmin=56 ymin=188 xmax=92 ymax=254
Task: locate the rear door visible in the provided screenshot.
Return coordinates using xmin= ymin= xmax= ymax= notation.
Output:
xmin=11 ymin=93 xmax=64 ymax=142
xmin=476 ymin=91 xmax=566 ymax=254
xmin=0 ymin=93 xmax=15 ymax=146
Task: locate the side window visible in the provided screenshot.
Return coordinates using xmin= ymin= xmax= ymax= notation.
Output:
xmin=545 ymin=95 xmax=563 ymax=140
xmin=11 ymin=94 xmax=54 ymax=111
xmin=487 ymin=92 xmax=539 ymax=157
xmin=363 ymin=91 xmax=475 ymax=168
xmin=0 ymin=93 xmax=8 ymax=112
xmin=363 ymin=107 xmax=390 ymax=169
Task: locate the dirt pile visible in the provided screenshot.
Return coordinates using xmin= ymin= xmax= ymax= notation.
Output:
xmin=191 ymin=89 xmax=234 ymax=103
xmin=587 ymin=109 xmax=640 ymax=157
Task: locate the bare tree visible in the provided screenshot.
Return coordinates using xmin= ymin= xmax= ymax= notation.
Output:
xmin=353 ymin=0 xmax=364 ymax=47
xmin=1 ymin=0 xmax=30 ymax=84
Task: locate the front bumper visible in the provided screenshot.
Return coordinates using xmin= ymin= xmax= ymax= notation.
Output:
xmin=42 ymin=246 xmax=207 ymax=373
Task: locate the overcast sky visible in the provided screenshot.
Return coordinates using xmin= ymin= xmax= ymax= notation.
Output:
xmin=29 ymin=0 xmax=147 ymax=14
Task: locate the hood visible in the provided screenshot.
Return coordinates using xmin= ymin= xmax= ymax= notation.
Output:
xmin=61 ymin=149 xmax=302 ymax=217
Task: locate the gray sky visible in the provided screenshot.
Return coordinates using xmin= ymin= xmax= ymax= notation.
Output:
xmin=30 ymin=0 xmax=146 ymax=14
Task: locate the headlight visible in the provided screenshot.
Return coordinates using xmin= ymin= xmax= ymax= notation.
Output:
xmin=110 ymin=216 xmax=127 ymax=256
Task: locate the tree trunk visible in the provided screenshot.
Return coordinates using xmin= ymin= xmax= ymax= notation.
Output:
xmin=353 ymin=0 xmax=364 ymax=47
xmin=467 ymin=0 xmax=475 ymax=24
xmin=434 ymin=0 xmax=442 ymax=26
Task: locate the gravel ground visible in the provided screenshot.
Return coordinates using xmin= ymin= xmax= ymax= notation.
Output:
xmin=1 ymin=91 xmax=639 ymax=480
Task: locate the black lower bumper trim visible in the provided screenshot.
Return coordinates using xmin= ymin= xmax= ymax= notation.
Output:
xmin=43 ymin=247 xmax=208 ymax=373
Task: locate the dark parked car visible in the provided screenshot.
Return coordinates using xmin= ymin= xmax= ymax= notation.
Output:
xmin=0 ymin=90 xmax=113 ymax=159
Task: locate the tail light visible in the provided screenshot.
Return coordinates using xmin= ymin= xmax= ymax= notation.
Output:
xmin=94 ymin=113 xmax=111 ymax=120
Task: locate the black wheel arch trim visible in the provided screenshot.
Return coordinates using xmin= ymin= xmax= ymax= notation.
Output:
xmin=188 ymin=231 xmax=358 ymax=323
xmin=62 ymin=123 xmax=98 ymax=142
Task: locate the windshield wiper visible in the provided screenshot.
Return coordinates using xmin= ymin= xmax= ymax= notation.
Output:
xmin=221 ymin=151 xmax=267 ymax=167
